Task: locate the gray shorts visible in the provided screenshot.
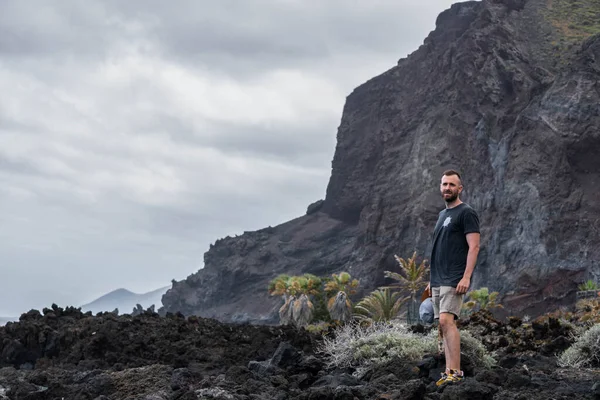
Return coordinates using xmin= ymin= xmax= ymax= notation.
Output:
xmin=432 ymin=286 xmax=464 ymax=319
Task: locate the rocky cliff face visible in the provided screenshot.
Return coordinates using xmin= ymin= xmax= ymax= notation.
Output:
xmin=162 ymin=0 xmax=600 ymax=322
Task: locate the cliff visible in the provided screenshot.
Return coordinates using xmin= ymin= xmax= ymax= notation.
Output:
xmin=163 ymin=0 xmax=600 ymax=322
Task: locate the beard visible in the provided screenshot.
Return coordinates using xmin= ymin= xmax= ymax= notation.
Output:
xmin=442 ymin=191 xmax=458 ymax=203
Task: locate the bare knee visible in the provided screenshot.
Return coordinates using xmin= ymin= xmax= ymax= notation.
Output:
xmin=439 ymin=313 xmax=456 ymax=333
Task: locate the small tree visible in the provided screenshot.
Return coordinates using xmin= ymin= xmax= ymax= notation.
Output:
xmin=324 ymin=272 xmax=359 ymax=295
xmin=269 ymin=274 xmax=294 ymax=325
xmin=268 ymin=274 xmax=292 ymax=297
xmin=382 ymin=252 xmax=428 ymax=323
xmin=290 ymin=274 xmax=322 ymax=296
xmin=324 ymin=272 xmax=359 ymax=324
xmin=292 ymin=293 xmax=314 ymax=328
xmin=279 ymin=295 xmax=295 ymax=325
xmin=354 ymin=288 xmax=407 ymax=322
xmin=268 ymin=274 xmax=322 ymax=326
xmin=463 ymin=287 xmax=503 ymax=314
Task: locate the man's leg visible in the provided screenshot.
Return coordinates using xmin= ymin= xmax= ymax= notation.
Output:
xmin=439 ymin=312 xmax=460 ymax=372
xmin=431 ymin=287 xmax=445 ymax=356
xmin=437 ymin=286 xmax=464 ymax=384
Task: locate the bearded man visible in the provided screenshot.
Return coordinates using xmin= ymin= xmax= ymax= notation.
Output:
xmin=427 ymin=170 xmax=480 ymax=385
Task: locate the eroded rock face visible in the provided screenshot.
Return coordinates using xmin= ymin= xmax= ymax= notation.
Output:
xmin=163 ymin=0 xmax=600 ymax=322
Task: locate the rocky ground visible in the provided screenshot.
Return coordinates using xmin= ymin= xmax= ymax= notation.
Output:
xmin=0 ymin=305 xmax=599 ymax=399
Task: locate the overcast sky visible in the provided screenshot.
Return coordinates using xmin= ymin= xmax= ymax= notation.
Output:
xmin=0 ymin=0 xmax=459 ymax=316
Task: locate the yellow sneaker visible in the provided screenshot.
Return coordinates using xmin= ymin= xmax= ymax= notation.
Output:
xmin=436 ymin=369 xmax=464 ymax=386
xmin=445 ymin=370 xmax=464 ymax=383
xmin=435 ymin=372 xmax=448 ymax=386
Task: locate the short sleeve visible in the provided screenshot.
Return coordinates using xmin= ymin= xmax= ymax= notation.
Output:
xmin=462 ymin=208 xmax=480 ymax=234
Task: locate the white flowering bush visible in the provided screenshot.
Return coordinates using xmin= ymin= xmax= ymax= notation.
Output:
xmin=558 ymin=324 xmax=600 ymax=368
xmin=318 ymin=321 xmax=495 ymax=371
xmin=318 ymin=321 xmax=433 ymax=369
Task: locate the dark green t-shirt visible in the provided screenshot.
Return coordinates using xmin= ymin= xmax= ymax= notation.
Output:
xmin=430 ymin=203 xmax=480 ymax=288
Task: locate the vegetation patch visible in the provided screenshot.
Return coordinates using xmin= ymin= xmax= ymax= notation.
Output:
xmin=267 ymin=252 xmax=429 ymax=326
xmin=578 ymin=279 xmax=599 ymax=291
xmin=462 ymin=287 xmax=503 ymax=317
xmin=318 ymin=321 xmax=495 ymax=372
xmin=459 ymin=330 xmax=497 ymax=370
xmin=558 ymin=323 xmax=600 ymax=368
xmin=354 ymin=288 xmax=407 ymax=322
xmin=545 ymin=0 xmax=600 ymax=41
xmin=318 ymin=321 xmax=436 ymax=370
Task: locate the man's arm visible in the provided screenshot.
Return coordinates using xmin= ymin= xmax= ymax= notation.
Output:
xmin=456 ymin=232 xmax=480 ymax=294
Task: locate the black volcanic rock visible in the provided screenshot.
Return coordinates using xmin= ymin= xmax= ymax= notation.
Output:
xmin=163 ymin=0 xmax=600 ymax=322
xmin=0 ymin=307 xmax=599 ymax=399
xmin=306 ymin=199 xmax=324 ymax=215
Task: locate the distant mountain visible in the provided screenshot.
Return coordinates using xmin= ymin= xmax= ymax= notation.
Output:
xmin=81 ymin=286 xmax=169 ymax=314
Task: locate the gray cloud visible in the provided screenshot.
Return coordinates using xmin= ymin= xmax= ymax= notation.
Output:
xmin=0 ymin=0 xmax=458 ymax=316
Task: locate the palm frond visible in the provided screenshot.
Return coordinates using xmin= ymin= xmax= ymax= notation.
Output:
xmin=354 ymin=288 xmax=408 ymax=322
xmin=324 ymin=272 xmax=359 ymax=295
xmin=303 ymin=274 xmax=322 ymax=295
xmin=384 ymin=252 xmax=429 ymax=296
xmin=268 ymin=274 xmax=291 ymax=296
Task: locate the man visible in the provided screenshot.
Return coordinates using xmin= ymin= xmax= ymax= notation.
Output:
xmin=427 ymin=170 xmax=480 ymax=385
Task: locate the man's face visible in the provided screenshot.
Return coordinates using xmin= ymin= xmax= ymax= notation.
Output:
xmin=440 ymin=174 xmax=462 ymax=203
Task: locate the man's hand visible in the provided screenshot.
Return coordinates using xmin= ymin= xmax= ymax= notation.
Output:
xmin=456 ymin=277 xmax=470 ymax=294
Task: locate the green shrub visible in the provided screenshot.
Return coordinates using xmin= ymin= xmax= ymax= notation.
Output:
xmin=305 ymin=321 xmax=331 ymax=334
xmin=578 ymin=279 xmax=599 ymax=291
xmin=463 ymin=287 xmax=503 ymax=315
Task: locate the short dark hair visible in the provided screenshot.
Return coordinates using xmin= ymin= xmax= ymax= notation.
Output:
xmin=442 ymin=169 xmax=462 ymax=184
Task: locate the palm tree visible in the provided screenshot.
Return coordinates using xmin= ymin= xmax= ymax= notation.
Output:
xmin=324 ymin=272 xmax=359 ymax=295
xmin=354 ymin=288 xmax=407 ymax=322
xmin=269 ymin=274 xmax=322 ymax=326
xmin=384 ymin=252 xmax=429 ymax=297
xmin=290 ymin=275 xmax=321 ymax=327
xmin=279 ymin=295 xmax=295 ymax=325
xmin=297 ymin=274 xmax=323 ymax=295
xmin=327 ymin=291 xmax=352 ymax=323
xmin=292 ymin=293 xmax=314 ymax=327
xmin=383 ymin=252 xmax=428 ymax=323
xmin=324 ymin=272 xmax=359 ymax=323
xmin=268 ymin=274 xmax=292 ymax=297
xmin=269 ymin=274 xmax=295 ymax=324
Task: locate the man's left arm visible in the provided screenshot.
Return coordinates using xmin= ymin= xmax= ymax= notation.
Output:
xmin=456 ymin=232 xmax=480 ymax=294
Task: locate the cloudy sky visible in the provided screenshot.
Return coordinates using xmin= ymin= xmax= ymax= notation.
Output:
xmin=0 ymin=0 xmax=458 ymax=316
